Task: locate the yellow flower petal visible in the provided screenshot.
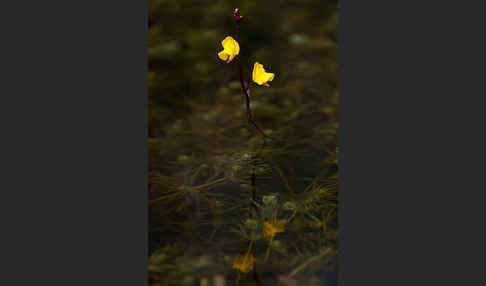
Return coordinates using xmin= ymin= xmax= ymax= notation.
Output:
xmin=218 ymin=51 xmax=229 ymax=62
xmin=218 ymin=36 xmax=239 ymax=63
xmin=222 ymin=36 xmax=239 ymax=53
xmin=252 ymin=62 xmax=275 ymax=86
xmin=263 ymin=219 xmax=285 ymax=240
xmin=233 ymin=253 xmax=254 ymax=273
xmin=267 ymin=73 xmax=275 ymax=82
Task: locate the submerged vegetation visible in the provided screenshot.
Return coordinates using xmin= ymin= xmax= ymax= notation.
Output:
xmin=149 ymin=1 xmax=338 ymax=285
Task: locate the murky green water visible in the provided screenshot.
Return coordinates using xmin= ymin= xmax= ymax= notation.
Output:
xmin=149 ymin=1 xmax=338 ymax=285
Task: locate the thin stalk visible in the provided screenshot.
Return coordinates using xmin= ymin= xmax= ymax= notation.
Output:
xmin=234 ymin=9 xmax=272 ymax=140
xmin=288 ymin=248 xmax=332 ymax=278
xmin=148 ymin=177 xmax=227 ymax=205
xmin=192 ymin=177 xmax=227 ymax=190
xmin=235 ymin=272 xmax=241 ymax=286
xmin=287 ymin=209 xmax=298 ymax=223
xmin=263 ymin=236 xmax=274 ymax=263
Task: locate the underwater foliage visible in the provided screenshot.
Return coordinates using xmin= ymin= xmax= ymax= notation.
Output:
xmin=149 ymin=0 xmax=338 ymax=285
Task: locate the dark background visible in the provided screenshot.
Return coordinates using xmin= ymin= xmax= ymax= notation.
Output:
xmin=2 ymin=0 xmax=486 ymax=286
xmin=149 ymin=1 xmax=338 ymax=285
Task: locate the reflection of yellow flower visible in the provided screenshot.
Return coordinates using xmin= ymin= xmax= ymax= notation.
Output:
xmin=252 ymin=62 xmax=275 ymax=87
xmin=233 ymin=253 xmax=254 ymax=273
xmin=263 ymin=219 xmax=285 ymax=240
xmin=218 ymin=36 xmax=240 ymax=63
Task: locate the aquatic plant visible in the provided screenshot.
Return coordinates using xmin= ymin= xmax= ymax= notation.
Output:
xmin=149 ymin=1 xmax=338 ymax=285
xmin=218 ymin=8 xmax=275 ymax=140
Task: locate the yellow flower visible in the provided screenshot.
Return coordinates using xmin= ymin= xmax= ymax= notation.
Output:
xmin=263 ymin=219 xmax=285 ymax=240
xmin=233 ymin=253 xmax=254 ymax=273
xmin=252 ymin=62 xmax=275 ymax=87
xmin=218 ymin=36 xmax=240 ymax=63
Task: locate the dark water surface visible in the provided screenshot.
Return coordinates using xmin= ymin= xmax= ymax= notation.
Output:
xmin=149 ymin=1 xmax=338 ymax=285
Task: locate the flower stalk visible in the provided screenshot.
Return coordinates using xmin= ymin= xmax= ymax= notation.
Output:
xmin=234 ymin=9 xmax=272 ymax=140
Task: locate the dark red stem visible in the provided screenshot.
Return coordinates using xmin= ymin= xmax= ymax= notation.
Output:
xmin=235 ymin=10 xmax=272 ymax=140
